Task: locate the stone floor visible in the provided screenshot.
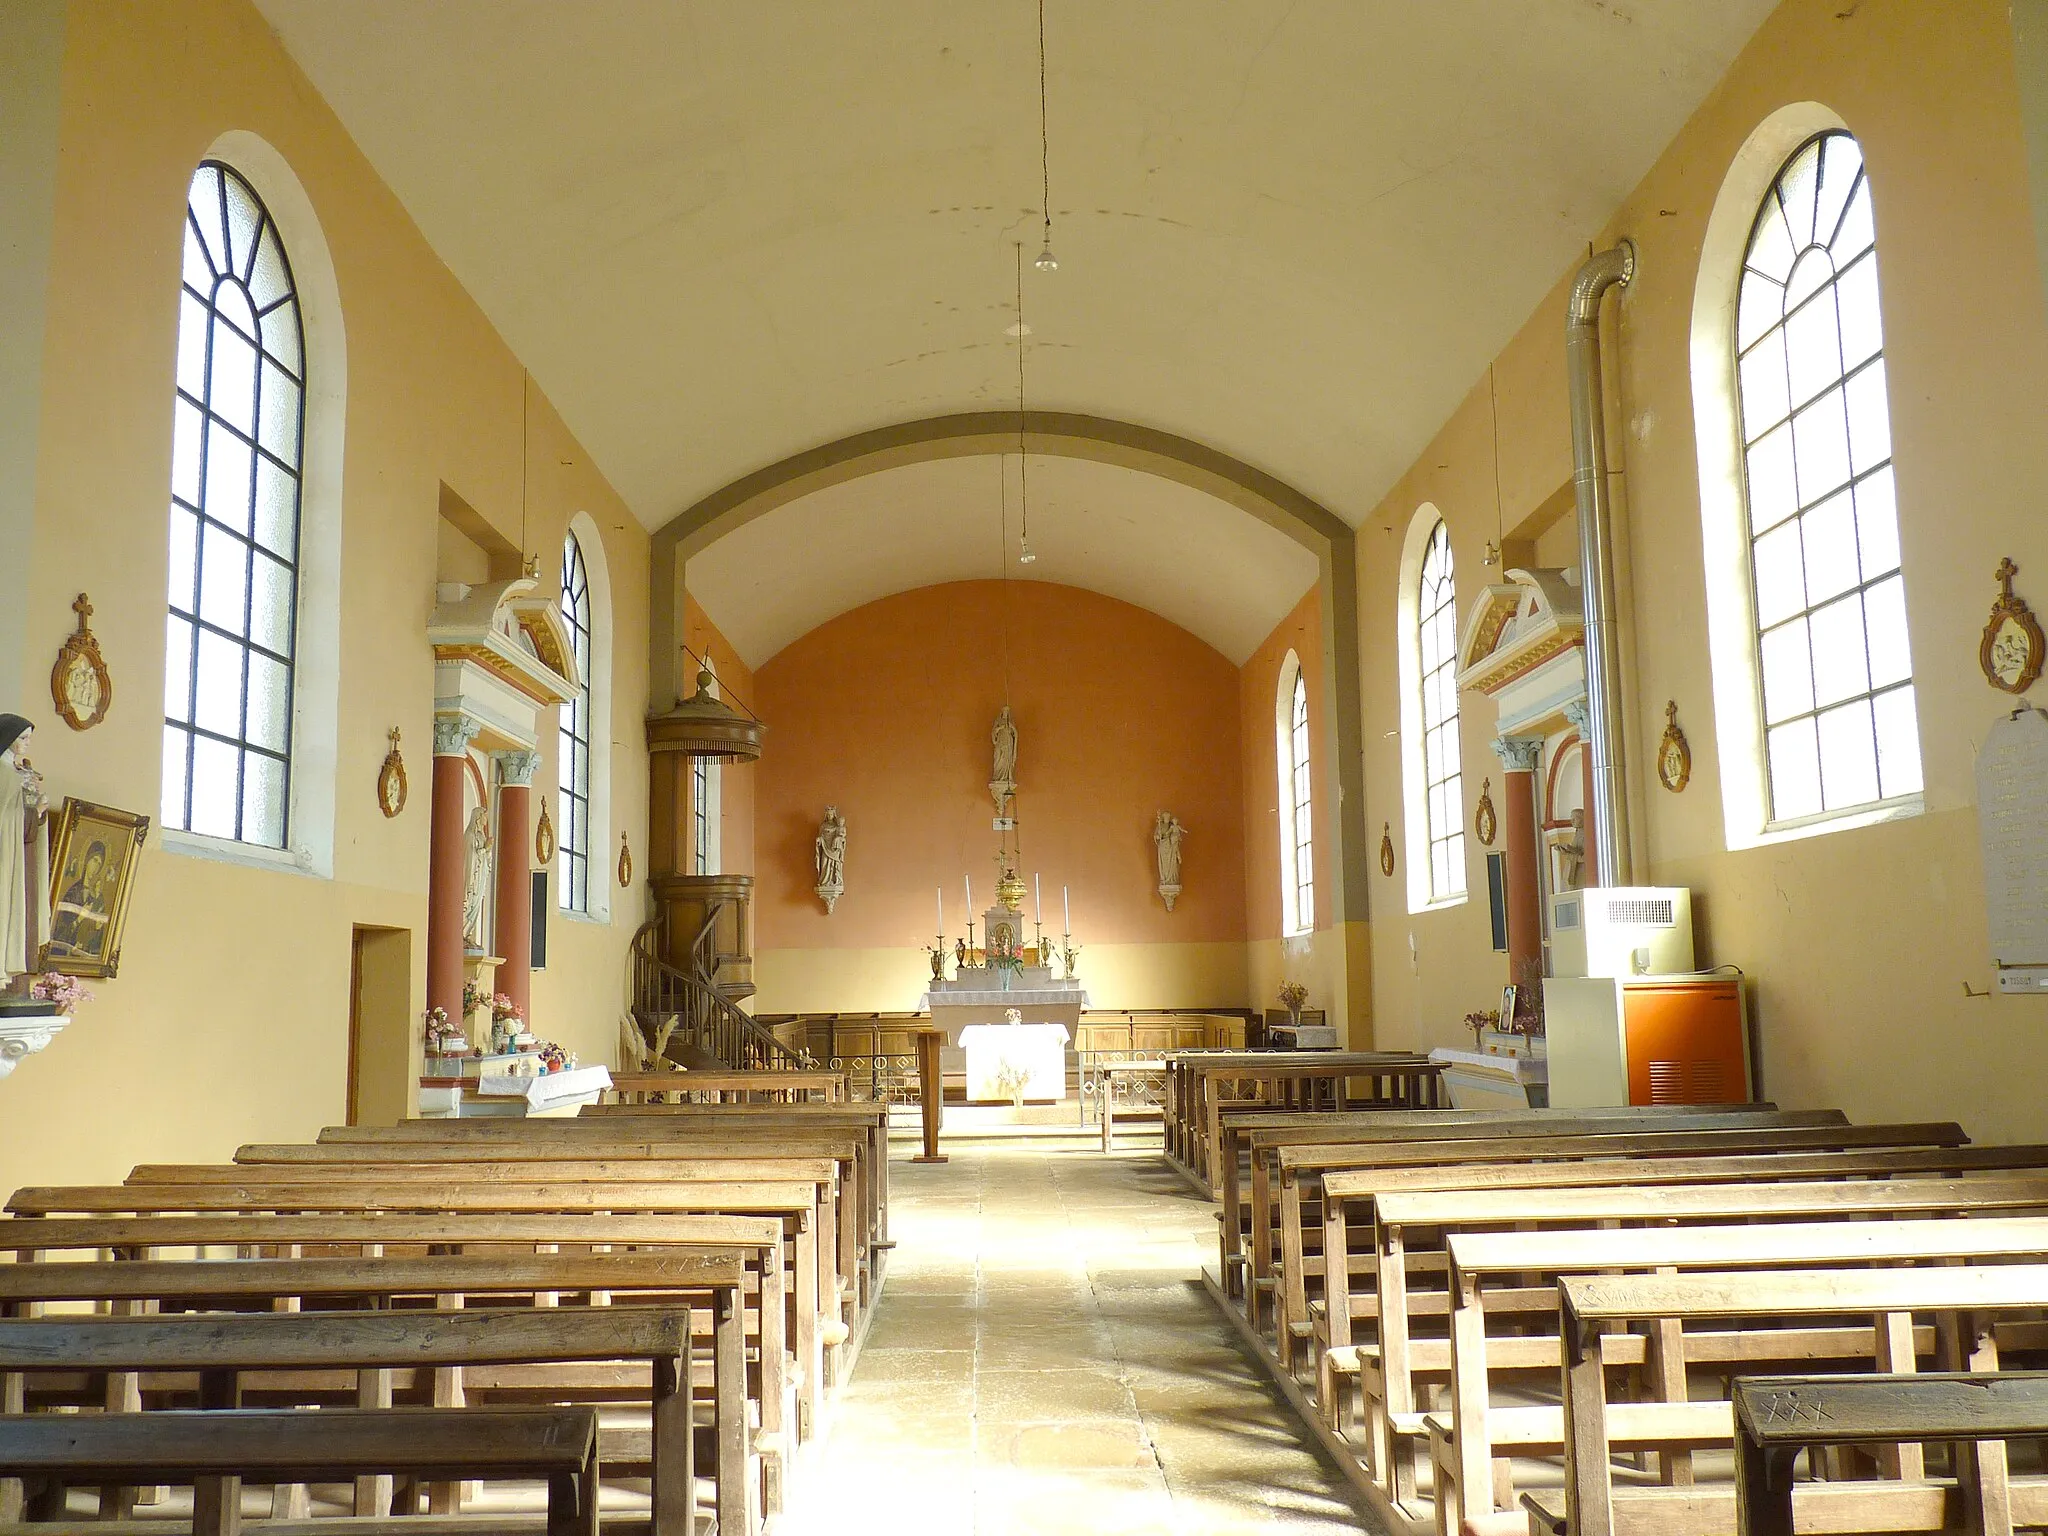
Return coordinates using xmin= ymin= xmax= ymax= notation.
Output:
xmin=776 ymin=1142 xmax=1376 ymax=1535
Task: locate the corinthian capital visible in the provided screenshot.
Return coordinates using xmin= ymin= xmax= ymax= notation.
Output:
xmin=497 ymin=749 xmax=543 ymax=787
xmin=1492 ymin=736 xmax=1543 ymax=773
xmin=432 ymin=714 xmax=481 ymax=757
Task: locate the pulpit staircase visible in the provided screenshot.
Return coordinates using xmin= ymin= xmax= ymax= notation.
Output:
xmin=630 ymin=916 xmax=811 ymax=1071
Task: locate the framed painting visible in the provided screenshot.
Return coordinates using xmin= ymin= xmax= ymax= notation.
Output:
xmin=40 ymin=798 xmax=149 ymax=979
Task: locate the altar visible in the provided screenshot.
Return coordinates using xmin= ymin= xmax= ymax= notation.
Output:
xmin=960 ymin=1021 xmax=1070 ymax=1102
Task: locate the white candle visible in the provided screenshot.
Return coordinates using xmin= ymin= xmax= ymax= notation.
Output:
xmin=1063 ymin=884 xmax=1070 ymax=933
xmin=937 ymin=886 xmax=944 ymax=934
xmin=965 ymin=874 xmax=973 ymax=922
xmin=1035 ymin=873 xmax=1042 ymax=924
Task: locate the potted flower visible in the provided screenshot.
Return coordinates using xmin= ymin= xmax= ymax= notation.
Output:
xmin=1277 ymin=980 xmax=1309 ymax=1030
xmin=30 ymin=972 xmax=93 ymax=1015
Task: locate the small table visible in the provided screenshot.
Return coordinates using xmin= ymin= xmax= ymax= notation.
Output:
xmin=1098 ymin=1058 xmax=1166 ymax=1152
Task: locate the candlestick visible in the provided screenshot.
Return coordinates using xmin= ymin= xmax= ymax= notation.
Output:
xmin=1063 ymin=884 xmax=1070 ymax=933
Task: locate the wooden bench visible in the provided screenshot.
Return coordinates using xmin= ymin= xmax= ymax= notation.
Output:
xmin=1241 ymin=1110 xmax=1872 ymax=1331
xmin=0 ymin=1406 xmax=600 ymax=1536
xmin=1216 ymin=1106 xmax=1827 ymax=1291
xmin=0 ymin=1249 xmax=752 ymax=1529
xmin=1398 ymin=1192 xmax=2048 ymax=1532
xmin=1098 ymin=1059 xmax=1166 ymax=1153
xmin=1162 ymin=1050 xmax=1436 ymax=1168
xmin=1531 ymin=1253 xmax=2048 ymax=1536
xmin=606 ymin=1070 xmax=848 ymax=1104
xmin=86 ymin=1175 xmax=833 ymax=1443
xmin=1310 ymin=1139 xmax=2048 ymax=1414
xmin=0 ymin=1308 xmax=706 ymax=1536
xmin=1244 ymin=1117 xmax=1953 ymax=1343
xmin=1733 ymin=1373 xmax=2048 ymax=1536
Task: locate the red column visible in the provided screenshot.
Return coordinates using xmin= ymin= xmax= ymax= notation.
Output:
xmin=427 ymin=715 xmax=480 ymax=1027
xmin=1493 ymin=737 xmax=1545 ymax=1003
xmin=493 ymin=749 xmax=540 ymax=1025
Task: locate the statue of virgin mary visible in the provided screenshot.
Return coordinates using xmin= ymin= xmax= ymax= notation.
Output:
xmin=0 ymin=715 xmax=48 ymax=984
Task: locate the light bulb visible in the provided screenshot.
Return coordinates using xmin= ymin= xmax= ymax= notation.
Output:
xmin=1018 ymin=538 xmax=1037 ymax=565
xmin=1034 ymin=241 xmax=1058 ymax=273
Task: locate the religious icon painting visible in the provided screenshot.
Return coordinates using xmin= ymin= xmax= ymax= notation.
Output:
xmin=1981 ymin=558 xmax=2045 ymax=695
xmin=1379 ymin=822 xmax=1395 ymax=877
xmin=617 ymin=832 xmax=633 ymax=888
xmin=40 ymin=797 xmax=149 ymax=979
xmin=1474 ymin=778 xmax=1498 ymax=847
xmin=377 ymin=728 xmax=408 ymax=818
xmin=49 ymin=593 xmax=112 ymax=732
xmin=1656 ymin=701 xmax=1692 ymax=793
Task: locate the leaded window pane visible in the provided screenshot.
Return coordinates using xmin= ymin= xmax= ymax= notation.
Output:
xmin=1734 ymin=132 xmax=1918 ymax=824
xmin=1287 ymin=672 xmax=1314 ymax=932
xmin=1416 ymin=521 xmax=1465 ymax=900
xmin=161 ymin=159 xmax=303 ymax=850
xmin=558 ymin=532 xmax=594 ymax=912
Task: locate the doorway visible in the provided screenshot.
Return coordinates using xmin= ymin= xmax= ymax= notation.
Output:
xmin=347 ymin=926 xmax=413 ymax=1126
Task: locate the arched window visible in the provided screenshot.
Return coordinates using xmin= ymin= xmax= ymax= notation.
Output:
xmin=1733 ymin=129 xmax=1919 ymax=823
xmin=1276 ymin=656 xmax=1313 ymax=935
xmin=162 ymin=161 xmax=306 ymax=849
xmin=692 ymin=659 xmax=721 ymax=876
xmin=558 ymin=530 xmax=593 ymax=912
xmin=1416 ymin=521 xmax=1465 ymax=901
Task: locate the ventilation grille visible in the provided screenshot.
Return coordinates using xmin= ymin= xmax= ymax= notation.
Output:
xmin=1648 ymin=1059 xmax=1735 ymax=1105
xmin=1553 ymin=899 xmax=1583 ymax=932
xmin=1602 ymin=896 xmax=1676 ymax=927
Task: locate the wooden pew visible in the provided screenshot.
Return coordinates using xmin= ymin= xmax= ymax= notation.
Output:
xmin=1365 ymin=1183 xmax=2048 ymax=1528
xmin=291 ymin=1120 xmax=886 ymax=1296
xmin=1447 ymin=1223 xmax=2048 ymax=1536
xmin=6 ymin=1180 xmax=831 ymax=1447
xmin=606 ymin=1070 xmax=849 ymax=1105
xmin=0 ymin=1308 xmax=706 ymax=1536
xmin=0 ymin=1250 xmax=750 ymax=1531
xmin=0 ymin=1406 xmax=601 ymax=1536
xmin=1733 ymin=1372 xmax=2048 ymax=1536
xmin=1313 ymin=1141 xmax=2048 ymax=1405
xmin=1545 ymin=1262 xmax=2048 ymax=1536
xmin=1237 ymin=1110 xmax=1864 ymax=1321
xmin=1175 ymin=1053 xmax=1447 ymax=1190
xmin=1162 ymin=1050 xmax=1436 ymax=1171
xmin=1237 ymin=1115 xmax=1938 ymax=1333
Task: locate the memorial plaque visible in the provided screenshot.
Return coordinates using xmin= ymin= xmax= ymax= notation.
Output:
xmin=1975 ymin=707 xmax=2048 ymax=979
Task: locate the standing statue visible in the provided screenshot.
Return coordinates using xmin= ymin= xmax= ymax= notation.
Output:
xmin=990 ymin=705 xmax=1019 ymax=808
xmin=814 ymin=805 xmax=847 ymax=915
xmin=461 ymin=805 xmax=492 ymax=951
xmin=0 ymin=716 xmax=48 ymax=985
xmin=1154 ymin=810 xmax=1186 ymax=913
xmin=1548 ymin=807 xmax=1587 ymax=893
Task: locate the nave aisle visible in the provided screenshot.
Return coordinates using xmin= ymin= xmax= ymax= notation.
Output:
xmin=776 ymin=1145 xmax=1374 ymax=1535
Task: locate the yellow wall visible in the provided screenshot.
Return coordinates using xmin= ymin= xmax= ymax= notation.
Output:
xmin=1358 ymin=0 xmax=2048 ymax=1140
xmin=3 ymin=0 xmax=649 ymax=1194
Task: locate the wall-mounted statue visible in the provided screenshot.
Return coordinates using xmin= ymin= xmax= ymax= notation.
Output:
xmin=462 ymin=805 xmax=492 ymax=952
xmin=1548 ymin=807 xmax=1587 ymax=893
xmin=1 ymin=715 xmax=49 ymax=986
xmin=990 ymin=705 xmax=1018 ymax=808
xmin=1154 ymin=809 xmax=1185 ymax=913
xmin=814 ymin=805 xmax=847 ymax=915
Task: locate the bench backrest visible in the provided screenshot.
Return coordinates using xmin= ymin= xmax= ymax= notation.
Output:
xmin=130 ymin=1158 xmax=838 ymax=1186
xmin=1375 ymin=1175 xmax=2048 ymax=1230
xmin=0 ymin=1211 xmax=784 ymax=1254
xmin=6 ymin=1180 xmax=818 ymax=1217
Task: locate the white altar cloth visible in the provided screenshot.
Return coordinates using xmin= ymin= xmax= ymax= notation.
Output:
xmin=960 ymin=1022 xmax=1070 ymax=1102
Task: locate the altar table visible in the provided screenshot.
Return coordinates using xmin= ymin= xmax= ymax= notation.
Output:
xmin=959 ymin=1022 xmax=1070 ymax=1103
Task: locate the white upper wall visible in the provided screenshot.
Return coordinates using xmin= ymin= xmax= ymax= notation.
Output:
xmin=253 ymin=0 xmax=1778 ymax=530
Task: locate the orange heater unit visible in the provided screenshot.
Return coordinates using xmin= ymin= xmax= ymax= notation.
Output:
xmin=1543 ymin=975 xmax=1753 ymax=1107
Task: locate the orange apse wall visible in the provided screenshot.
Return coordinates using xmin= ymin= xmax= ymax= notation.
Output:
xmin=748 ymin=580 xmax=1249 ymax=1010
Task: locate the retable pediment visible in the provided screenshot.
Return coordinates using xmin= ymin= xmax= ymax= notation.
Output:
xmin=428 ymin=576 xmax=581 ymax=710
xmin=1455 ymin=568 xmax=1584 ymax=698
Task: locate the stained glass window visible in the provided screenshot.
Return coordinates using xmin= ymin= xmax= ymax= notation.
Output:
xmin=1735 ymin=131 xmax=1919 ymax=822
xmin=163 ymin=162 xmax=305 ymax=849
xmin=1417 ymin=521 xmax=1465 ymax=899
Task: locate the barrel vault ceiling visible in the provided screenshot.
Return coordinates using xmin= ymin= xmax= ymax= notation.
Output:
xmin=256 ymin=0 xmax=1775 ymax=648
